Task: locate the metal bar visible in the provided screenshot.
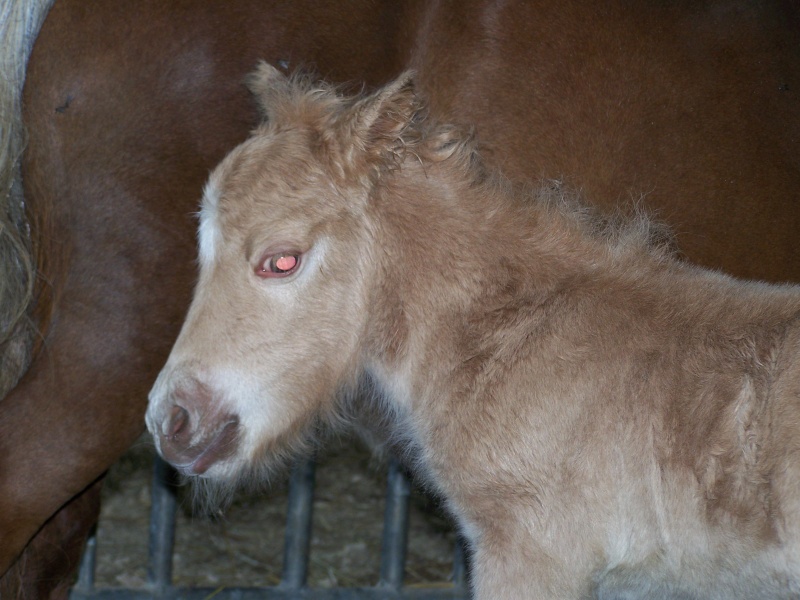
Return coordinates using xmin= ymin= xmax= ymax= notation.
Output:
xmin=279 ymin=458 xmax=316 ymax=589
xmin=452 ymin=536 xmax=468 ymax=590
xmin=378 ymin=458 xmax=411 ymax=590
xmin=72 ymin=530 xmax=97 ymax=594
xmin=71 ymin=586 xmax=465 ymax=600
xmin=146 ymin=455 xmax=178 ymax=592
xmin=70 ymin=455 xmax=470 ymax=600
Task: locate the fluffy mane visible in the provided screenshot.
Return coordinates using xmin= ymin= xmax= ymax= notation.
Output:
xmin=247 ymin=64 xmax=676 ymax=265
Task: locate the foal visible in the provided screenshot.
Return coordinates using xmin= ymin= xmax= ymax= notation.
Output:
xmin=147 ymin=64 xmax=800 ymax=598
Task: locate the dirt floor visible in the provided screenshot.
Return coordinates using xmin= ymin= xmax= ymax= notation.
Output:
xmin=92 ymin=435 xmax=459 ymax=590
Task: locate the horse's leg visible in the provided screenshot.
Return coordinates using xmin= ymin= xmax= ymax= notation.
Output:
xmin=0 ymin=306 xmax=165 ymax=571
xmin=0 ymin=478 xmax=102 ymax=600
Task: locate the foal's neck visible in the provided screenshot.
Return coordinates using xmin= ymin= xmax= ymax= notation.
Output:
xmin=364 ymin=158 xmax=613 ymax=395
xmin=377 ymin=159 xmax=613 ymax=293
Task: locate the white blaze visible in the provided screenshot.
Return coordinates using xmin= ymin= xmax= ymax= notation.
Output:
xmin=198 ymin=175 xmax=223 ymax=267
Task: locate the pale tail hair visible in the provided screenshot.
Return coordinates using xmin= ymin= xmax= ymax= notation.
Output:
xmin=0 ymin=0 xmax=56 ymax=398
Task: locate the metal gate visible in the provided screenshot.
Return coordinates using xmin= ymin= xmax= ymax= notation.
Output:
xmin=70 ymin=456 xmax=469 ymax=599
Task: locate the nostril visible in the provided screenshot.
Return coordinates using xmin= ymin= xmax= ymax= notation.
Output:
xmin=167 ymin=405 xmax=190 ymax=439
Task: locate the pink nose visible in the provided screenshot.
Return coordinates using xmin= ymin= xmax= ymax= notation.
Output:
xmin=155 ymin=380 xmax=241 ymax=476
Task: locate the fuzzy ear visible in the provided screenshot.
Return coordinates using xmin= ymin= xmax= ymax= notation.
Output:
xmin=246 ymin=61 xmax=291 ymax=122
xmin=347 ymin=71 xmax=423 ymax=166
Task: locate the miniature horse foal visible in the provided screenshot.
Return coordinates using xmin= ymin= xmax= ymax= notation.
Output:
xmin=148 ymin=65 xmax=800 ymax=598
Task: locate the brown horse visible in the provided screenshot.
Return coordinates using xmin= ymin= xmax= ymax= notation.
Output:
xmin=2 ymin=0 xmax=798 ymax=595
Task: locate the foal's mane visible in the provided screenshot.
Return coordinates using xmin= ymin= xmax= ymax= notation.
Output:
xmin=250 ymin=65 xmax=676 ymax=262
xmin=386 ymin=91 xmax=676 ymax=262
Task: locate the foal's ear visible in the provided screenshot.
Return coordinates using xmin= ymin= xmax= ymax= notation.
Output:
xmin=348 ymin=71 xmax=422 ymax=165
xmin=246 ymin=61 xmax=291 ymax=121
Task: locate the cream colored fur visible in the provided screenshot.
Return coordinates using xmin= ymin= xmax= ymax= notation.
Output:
xmin=148 ymin=64 xmax=800 ymax=598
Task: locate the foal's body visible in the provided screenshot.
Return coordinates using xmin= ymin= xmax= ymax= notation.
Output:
xmin=147 ymin=68 xmax=800 ymax=598
xmin=363 ymin=144 xmax=800 ymax=599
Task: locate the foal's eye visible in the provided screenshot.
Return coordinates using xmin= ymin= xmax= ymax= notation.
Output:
xmin=256 ymin=252 xmax=301 ymax=278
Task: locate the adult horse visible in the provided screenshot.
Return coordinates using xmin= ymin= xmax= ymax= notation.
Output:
xmin=2 ymin=0 xmax=798 ymax=596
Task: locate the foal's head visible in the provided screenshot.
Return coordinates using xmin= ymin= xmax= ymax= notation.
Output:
xmin=146 ymin=64 xmax=427 ymax=486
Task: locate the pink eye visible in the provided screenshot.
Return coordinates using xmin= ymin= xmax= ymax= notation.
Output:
xmin=257 ymin=252 xmax=301 ymax=278
xmin=273 ymin=254 xmax=297 ymax=272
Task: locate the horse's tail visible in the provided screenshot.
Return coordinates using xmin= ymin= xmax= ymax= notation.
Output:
xmin=0 ymin=0 xmax=56 ymax=399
